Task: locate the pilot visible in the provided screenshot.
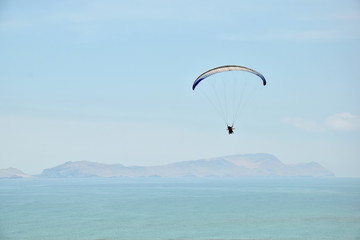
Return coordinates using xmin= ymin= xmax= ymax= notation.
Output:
xmin=227 ymin=125 xmax=234 ymax=134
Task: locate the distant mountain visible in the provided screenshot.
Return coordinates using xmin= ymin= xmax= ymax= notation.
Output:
xmin=40 ymin=153 xmax=334 ymax=178
xmin=0 ymin=168 xmax=33 ymax=179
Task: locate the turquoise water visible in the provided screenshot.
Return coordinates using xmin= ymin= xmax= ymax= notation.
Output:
xmin=1 ymin=177 xmax=359 ymax=240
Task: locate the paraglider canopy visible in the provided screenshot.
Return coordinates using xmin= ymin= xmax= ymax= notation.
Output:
xmin=192 ymin=65 xmax=266 ymax=134
xmin=192 ymin=65 xmax=266 ymax=90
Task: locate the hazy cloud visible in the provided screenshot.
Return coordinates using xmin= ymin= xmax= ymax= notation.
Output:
xmin=325 ymin=113 xmax=360 ymax=131
xmin=284 ymin=113 xmax=360 ymax=132
xmin=283 ymin=117 xmax=325 ymax=132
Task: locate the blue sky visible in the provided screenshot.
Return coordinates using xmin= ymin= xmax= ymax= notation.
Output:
xmin=1 ymin=0 xmax=359 ymax=177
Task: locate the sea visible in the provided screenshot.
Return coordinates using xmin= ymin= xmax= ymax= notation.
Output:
xmin=0 ymin=177 xmax=359 ymax=240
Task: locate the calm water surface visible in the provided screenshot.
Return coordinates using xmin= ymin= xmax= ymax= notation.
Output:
xmin=1 ymin=177 xmax=359 ymax=240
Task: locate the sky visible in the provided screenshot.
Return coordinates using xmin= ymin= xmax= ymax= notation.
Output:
xmin=0 ymin=0 xmax=359 ymax=177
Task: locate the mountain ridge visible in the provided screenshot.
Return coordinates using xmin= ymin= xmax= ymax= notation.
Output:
xmin=0 ymin=168 xmax=33 ymax=178
xmin=40 ymin=153 xmax=334 ymax=178
xmin=0 ymin=153 xmax=335 ymax=178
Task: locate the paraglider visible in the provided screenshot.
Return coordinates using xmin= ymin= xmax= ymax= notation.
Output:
xmin=227 ymin=125 xmax=234 ymax=135
xmin=192 ymin=65 xmax=266 ymax=134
